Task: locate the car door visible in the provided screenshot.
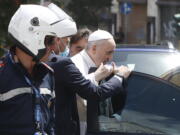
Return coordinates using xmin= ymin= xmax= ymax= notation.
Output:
xmin=86 ymin=72 xmax=180 ymax=135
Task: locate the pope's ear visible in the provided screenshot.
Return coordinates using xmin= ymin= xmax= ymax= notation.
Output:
xmin=92 ymin=44 xmax=97 ymax=54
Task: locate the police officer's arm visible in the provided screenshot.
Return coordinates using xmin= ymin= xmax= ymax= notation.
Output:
xmin=53 ymin=58 xmax=127 ymax=101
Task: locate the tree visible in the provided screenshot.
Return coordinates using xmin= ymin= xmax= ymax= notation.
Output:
xmin=0 ymin=0 xmax=19 ymax=46
xmin=67 ymin=0 xmax=112 ymax=29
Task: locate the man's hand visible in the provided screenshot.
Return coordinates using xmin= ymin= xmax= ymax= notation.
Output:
xmin=114 ymin=65 xmax=131 ymax=79
xmin=94 ymin=63 xmax=113 ymax=82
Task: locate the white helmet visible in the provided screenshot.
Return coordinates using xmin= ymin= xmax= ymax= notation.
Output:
xmin=8 ymin=4 xmax=77 ymax=58
xmin=48 ymin=3 xmax=77 ymax=38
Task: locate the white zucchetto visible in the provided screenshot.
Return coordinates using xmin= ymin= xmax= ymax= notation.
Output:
xmin=88 ymin=29 xmax=113 ymax=42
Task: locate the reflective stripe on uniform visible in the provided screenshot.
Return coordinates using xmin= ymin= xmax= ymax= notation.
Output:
xmin=40 ymin=88 xmax=55 ymax=98
xmin=0 ymin=87 xmax=32 ymax=101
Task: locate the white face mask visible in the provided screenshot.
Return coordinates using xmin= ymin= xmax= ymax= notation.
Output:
xmin=51 ymin=44 xmax=69 ymax=57
xmin=58 ymin=38 xmax=70 ymax=57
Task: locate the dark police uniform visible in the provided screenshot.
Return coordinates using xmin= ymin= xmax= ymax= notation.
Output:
xmin=0 ymin=53 xmax=55 ymax=135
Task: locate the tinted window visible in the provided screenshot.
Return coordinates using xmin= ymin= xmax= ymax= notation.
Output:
xmin=87 ymin=72 xmax=180 ymax=135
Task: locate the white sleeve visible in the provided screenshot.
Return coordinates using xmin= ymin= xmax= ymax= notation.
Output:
xmin=85 ymin=73 xmax=99 ymax=86
xmin=114 ymin=75 xmax=123 ymax=83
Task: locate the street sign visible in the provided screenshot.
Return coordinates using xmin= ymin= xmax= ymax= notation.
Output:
xmin=121 ymin=2 xmax=132 ymax=15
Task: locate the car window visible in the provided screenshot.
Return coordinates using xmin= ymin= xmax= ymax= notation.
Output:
xmin=169 ymin=73 xmax=180 ymax=87
xmin=112 ymin=50 xmax=180 ymax=77
xmin=87 ymin=72 xmax=180 ymax=135
xmin=160 ymin=66 xmax=180 ymax=87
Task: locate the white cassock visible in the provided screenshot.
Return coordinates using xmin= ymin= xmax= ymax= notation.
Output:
xmin=71 ymin=50 xmax=98 ymax=135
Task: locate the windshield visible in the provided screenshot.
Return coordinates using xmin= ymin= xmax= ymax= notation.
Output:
xmin=113 ymin=50 xmax=180 ymax=77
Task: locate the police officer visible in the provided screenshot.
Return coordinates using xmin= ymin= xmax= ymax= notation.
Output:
xmin=0 ymin=3 xmax=76 ymax=135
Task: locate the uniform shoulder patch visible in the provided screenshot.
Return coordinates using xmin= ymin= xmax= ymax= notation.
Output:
xmin=0 ymin=59 xmax=5 ymax=68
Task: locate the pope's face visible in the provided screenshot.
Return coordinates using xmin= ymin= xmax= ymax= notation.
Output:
xmin=93 ymin=39 xmax=116 ymax=66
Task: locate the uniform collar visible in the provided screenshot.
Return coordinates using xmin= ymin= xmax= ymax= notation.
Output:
xmin=7 ymin=52 xmax=53 ymax=86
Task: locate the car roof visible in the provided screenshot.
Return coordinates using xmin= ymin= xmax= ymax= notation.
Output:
xmin=115 ymin=45 xmax=179 ymax=53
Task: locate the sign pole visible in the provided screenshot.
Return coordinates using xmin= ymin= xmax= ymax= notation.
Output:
xmin=124 ymin=13 xmax=128 ymax=43
xmin=121 ymin=2 xmax=132 ymax=43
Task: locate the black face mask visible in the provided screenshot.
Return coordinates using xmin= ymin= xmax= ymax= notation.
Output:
xmin=33 ymin=48 xmax=47 ymax=62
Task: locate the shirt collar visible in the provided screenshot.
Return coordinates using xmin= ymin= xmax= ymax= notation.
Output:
xmin=80 ymin=50 xmax=96 ymax=68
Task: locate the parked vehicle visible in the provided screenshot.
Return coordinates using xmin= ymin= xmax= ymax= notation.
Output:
xmin=113 ymin=45 xmax=180 ymax=79
xmin=87 ymin=45 xmax=180 ymax=135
